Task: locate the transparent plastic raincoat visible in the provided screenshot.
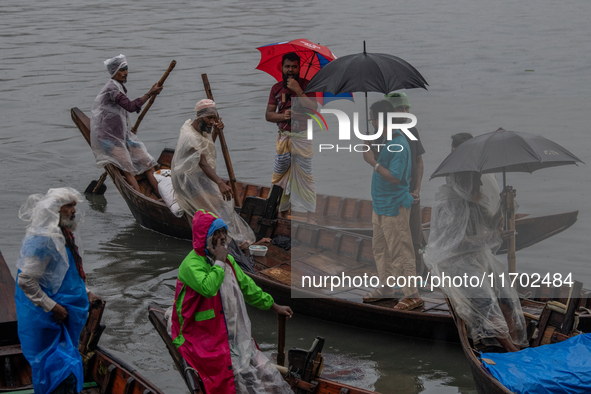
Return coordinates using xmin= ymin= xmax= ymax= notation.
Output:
xmin=171 ymin=119 xmax=254 ymax=245
xmin=15 ymin=188 xmax=89 ymax=394
xmin=90 ymin=79 xmax=157 ymax=175
xmin=425 ymin=173 xmax=527 ymax=347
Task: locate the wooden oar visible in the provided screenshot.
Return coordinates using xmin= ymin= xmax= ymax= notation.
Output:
xmin=84 ymin=170 xmax=108 ymax=195
xmin=201 ymin=73 xmax=241 ymax=207
xmin=85 ymin=61 xmax=177 ymax=195
xmin=277 ymin=314 xmax=286 ymax=366
xmin=131 ymin=60 xmax=177 ymax=134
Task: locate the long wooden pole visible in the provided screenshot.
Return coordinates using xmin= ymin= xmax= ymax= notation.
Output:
xmin=277 ymin=314 xmax=286 ymax=366
xmin=505 ymin=185 xmax=517 ymax=273
xmin=131 ymin=60 xmax=177 ymax=134
xmin=201 ymin=73 xmax=241 ymax=207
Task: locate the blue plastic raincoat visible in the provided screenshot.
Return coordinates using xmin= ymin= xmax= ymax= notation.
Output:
xmin=15 ymin=236 xmax=89 ymax=394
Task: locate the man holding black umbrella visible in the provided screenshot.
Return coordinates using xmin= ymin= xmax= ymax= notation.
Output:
xmin=265 ymin=52 xmax=318 ymax=214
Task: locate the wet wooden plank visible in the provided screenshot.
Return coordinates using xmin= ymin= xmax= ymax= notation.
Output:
xmin=0 ymin=251 xmax=17 ymax=325
xmin=259 ymin=265 xmax=291 ymax=286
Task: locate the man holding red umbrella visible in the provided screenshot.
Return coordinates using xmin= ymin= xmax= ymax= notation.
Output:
xmin=265 ymin=52 xmax=318 ymax=214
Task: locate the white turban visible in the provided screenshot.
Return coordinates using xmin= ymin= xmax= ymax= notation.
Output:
xmin=195 ymin=99 xmax=218 ymax=118
xmin=17 ymin=188 xmax=84 ymax=293
xmin=104 ymin=54 xmax=128 ymax=77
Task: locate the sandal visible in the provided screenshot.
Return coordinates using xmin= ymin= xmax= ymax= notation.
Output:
xmin=362 ymin=289 xmax=397 ymax=303
xmin=393 ymin=298 xmax=424 ymax=311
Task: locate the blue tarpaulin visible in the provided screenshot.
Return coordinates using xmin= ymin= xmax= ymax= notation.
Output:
xmin=481 ymin=333 xmax=591 ymax=394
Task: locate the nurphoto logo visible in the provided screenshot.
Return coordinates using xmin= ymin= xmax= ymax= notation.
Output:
xmin=303 ymin=108 xmax=418 ymax=153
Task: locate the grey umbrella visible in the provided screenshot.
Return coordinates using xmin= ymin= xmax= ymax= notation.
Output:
xmin=430 ymin=127 xmax=583 ymax=273
xmin=303 ymin=42 xmax=428 ymax=134
xmin=430 ymin=128 xmax=583 ymax=187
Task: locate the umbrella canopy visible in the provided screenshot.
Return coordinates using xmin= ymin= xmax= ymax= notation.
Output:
xmin=304 ymin=49 xmax=429 ymax=95
xmin=430 ymin=128 xmax=583 ymax=179
xmin=256 ymin=38 xmax=336 ymax=81
xmin=256 ymin=38 xmax=353 ymax=105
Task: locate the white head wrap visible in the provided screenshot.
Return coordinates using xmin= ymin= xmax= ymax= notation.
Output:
xmin=104 ymin=54 xmax=128 ymax=77
xmin=195 ymin=99 xmax=218 ymax=118
xmin=17 ymin=188 xmax=84 ymax=293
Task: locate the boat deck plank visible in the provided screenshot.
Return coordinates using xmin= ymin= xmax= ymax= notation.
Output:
xmin=0 ymin=251 xmax=17 ymax=326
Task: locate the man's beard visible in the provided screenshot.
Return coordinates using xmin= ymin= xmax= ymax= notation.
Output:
xmin=197 ymin=118 xmax=213 ymax=134
xmin=60 ymin=215 xmax=78 ymax=231
xmin=282 ymin=72 xmax=299 ymax=88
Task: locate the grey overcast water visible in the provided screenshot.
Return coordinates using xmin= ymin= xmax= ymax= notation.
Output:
xmin=1 ymin=0 xmax=590 ymax=393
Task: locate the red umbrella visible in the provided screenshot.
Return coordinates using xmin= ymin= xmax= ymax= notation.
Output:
xmin=256 ymin=38 xmax=336 ymax=82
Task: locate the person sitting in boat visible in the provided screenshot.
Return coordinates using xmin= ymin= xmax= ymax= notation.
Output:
xmin=171 ymin=99 xmax=255 ymax=246
xmin=171 ymin=209 xmax=294 ymax=393
xmin=90 ymin=54 xmax=162 ymax=195
xmin=15 ymin=188 xmax=96 ymax=394
xmin=424 ymin=171 xmax=528 ymax=352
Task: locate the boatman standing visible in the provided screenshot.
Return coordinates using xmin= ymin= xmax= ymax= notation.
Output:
xmin=90 ymin=54 xmax=162 ymax=195
xmin=171 ymin=99 xmax=255 ymax=246
xmin=15 ymin=188 xmax=95 ymax=394
xmin=171 ymin=209 xmax=293 ymax=393
xmin=265 ymin=52 xmax=318 ymax=215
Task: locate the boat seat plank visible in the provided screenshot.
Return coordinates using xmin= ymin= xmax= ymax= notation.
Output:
xmin=0 ymin=251 xmax=17 ymax=325
xmin=253 ymin=255 xmax=283 ymax=270
xmin=304 ymin=250 xmax=371 ymax=272
xmin=294 ymin=254 xmax=362 ymax=277
xmin=339 ymin=265 xmax=379 ymax=278
xmin=0 ymin=344 xmax=23 ymax=357
xmin=261 ymin=243 xmax=291 ymax=261
xmin=259 ymin=266 xmax=291 ymax=286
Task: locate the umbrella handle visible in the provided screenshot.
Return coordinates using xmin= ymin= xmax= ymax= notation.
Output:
xmin=505 ymin=186 xmax=517 ymax=273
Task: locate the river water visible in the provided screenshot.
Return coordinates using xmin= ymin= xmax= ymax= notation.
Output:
xmin=1 ymin=0 xmax=590 ymax=393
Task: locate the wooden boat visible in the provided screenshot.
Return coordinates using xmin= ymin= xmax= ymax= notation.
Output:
xmin=71 ymin=107 xmax=587 ymax=343
xmin=148 ymin=304 xmax=378 ymax=394
xmin=0 ymin=250 xmax=166 ymax=394
xmin=71 ymin=107 xmax=577 ymax=252
xmin=450 ymin=281 xmax=588 ymax=394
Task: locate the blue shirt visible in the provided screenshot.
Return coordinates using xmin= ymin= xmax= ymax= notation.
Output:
xmin=371 ymin=132 xmax=413 ymax=216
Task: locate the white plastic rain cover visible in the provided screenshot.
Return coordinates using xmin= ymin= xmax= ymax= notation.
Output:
xmin=425 ymin=173 xmax=527 ymax=347
xmin=171 ymin=119 xmax=254 ymax=245
xmin=219 ymin=263 xmax=293 ymax=393
xmin=90 ymin=79 xmax=157 ymax=175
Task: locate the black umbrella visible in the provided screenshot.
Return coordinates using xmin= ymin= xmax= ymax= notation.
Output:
xmin=430 ymin=128 xmax=583 ymax=187
xmin=430 ymin=127 xmax=583 ymax=273
xmin=303 ymin=42 xmax=428 ymax=134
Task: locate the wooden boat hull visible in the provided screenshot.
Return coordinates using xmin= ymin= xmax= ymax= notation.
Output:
xmin=0 ymin=251 xmax=166 ymax=394
xmin=449 ymin=289 xmax=588 ymax=394
xmin=71 ymin=107 xmax=584 ymax=343
xmin=252 ymin=273 xmax=458 ymax=342
xmin=71 ymin=107 xmax=192 ymax=240
xmin=72 ymin=106 xmax=577 ymax=251
xmin=451 ymin=305 xmax=513 ymax=394
xmin=148 ymin=305 xmax=378 ymax=394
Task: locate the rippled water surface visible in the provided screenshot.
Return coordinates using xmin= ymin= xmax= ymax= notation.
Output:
xmin=1 ymin=0 xmax=590 ymax=392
